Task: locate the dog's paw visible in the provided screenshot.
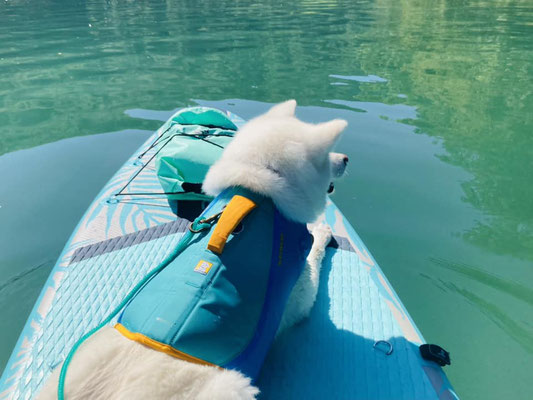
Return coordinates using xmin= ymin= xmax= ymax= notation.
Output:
xmin=311 ymin=223 xmax=332 ymax=248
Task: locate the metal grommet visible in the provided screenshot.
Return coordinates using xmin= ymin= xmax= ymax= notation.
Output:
xmin=373 ymin=340 xmax=393 ymax=355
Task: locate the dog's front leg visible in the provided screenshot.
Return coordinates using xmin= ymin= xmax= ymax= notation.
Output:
xmin=277 ymin=223 xmax=332 ymax=335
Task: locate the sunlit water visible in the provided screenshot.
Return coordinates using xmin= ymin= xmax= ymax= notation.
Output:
xmin=1 ymin=1 xmax=532 ymax=399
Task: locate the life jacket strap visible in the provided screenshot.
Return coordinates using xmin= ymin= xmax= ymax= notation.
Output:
xmin=207 ymin=195 xmax=257 ymax=254
xmin=115 ymin=323 xmax=218 ymax=367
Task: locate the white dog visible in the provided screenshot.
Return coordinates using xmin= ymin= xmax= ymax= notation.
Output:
xmin=37 ymin=100 xmax=348 ymax=400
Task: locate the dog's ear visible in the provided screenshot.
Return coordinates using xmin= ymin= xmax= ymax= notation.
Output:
xmin=312 ymin=119 xmax=347 ymax=152
xmin=265 ymin=99 xmax=297 ymax=117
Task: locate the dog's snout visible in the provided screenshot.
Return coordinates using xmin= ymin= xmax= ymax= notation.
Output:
xmin=330 ymin=152 xmax=348 ymax=179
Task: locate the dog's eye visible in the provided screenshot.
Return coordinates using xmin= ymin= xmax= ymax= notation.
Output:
xmin=327 ymin=182 xmax=335 ymax=194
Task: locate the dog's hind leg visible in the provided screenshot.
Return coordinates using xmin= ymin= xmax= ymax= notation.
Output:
xmin=277 ymin=223 xmax=332 ymax=335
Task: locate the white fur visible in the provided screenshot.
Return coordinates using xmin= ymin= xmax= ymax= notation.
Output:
xmin=38 ymin=327 xmax=258 ymax=400
xmin=37 ymin=100 xmax=348 ymax=400
xmin=203 ymin=100 xmax=347 ymax=223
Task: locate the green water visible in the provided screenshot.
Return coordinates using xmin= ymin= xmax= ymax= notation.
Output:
xmin=1 ymin=0 xmax=532 ymax=398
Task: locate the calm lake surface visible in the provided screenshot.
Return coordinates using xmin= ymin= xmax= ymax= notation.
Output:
xmin=1 ymin=0 xmax=532 ymax=398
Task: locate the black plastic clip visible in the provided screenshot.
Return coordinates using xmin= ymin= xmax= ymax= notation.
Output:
xmin=419 ymin=344 xmax=451 ymax=367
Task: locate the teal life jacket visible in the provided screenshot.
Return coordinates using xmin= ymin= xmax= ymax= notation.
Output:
xmin=116 ymin=187 xmax=312 ymax=380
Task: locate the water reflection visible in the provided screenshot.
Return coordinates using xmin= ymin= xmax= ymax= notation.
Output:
xmin=422 ymin=269 xmax=533 ymax=354
xmin=325 ymin=99 xmax=418 ymax=121
xmin=429 ymin=257 xmax=533 ymax=307
xmin=329 ymin=74 xmax=388 ymax=83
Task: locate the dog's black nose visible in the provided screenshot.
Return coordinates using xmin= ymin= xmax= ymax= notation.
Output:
xmin=343 ymin=156 xmax=349 ymax=165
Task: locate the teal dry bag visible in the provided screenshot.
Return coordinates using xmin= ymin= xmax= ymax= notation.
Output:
xmin=155 ymin=107 xmax=238 ymax=201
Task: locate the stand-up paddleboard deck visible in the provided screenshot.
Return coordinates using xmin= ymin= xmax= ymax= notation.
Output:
xmin=0 ymin=110 xmax=457 ymax=400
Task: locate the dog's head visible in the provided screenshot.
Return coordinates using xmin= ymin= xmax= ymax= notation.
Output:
xmin=203 ymin=100 xmax=348 ymax=223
